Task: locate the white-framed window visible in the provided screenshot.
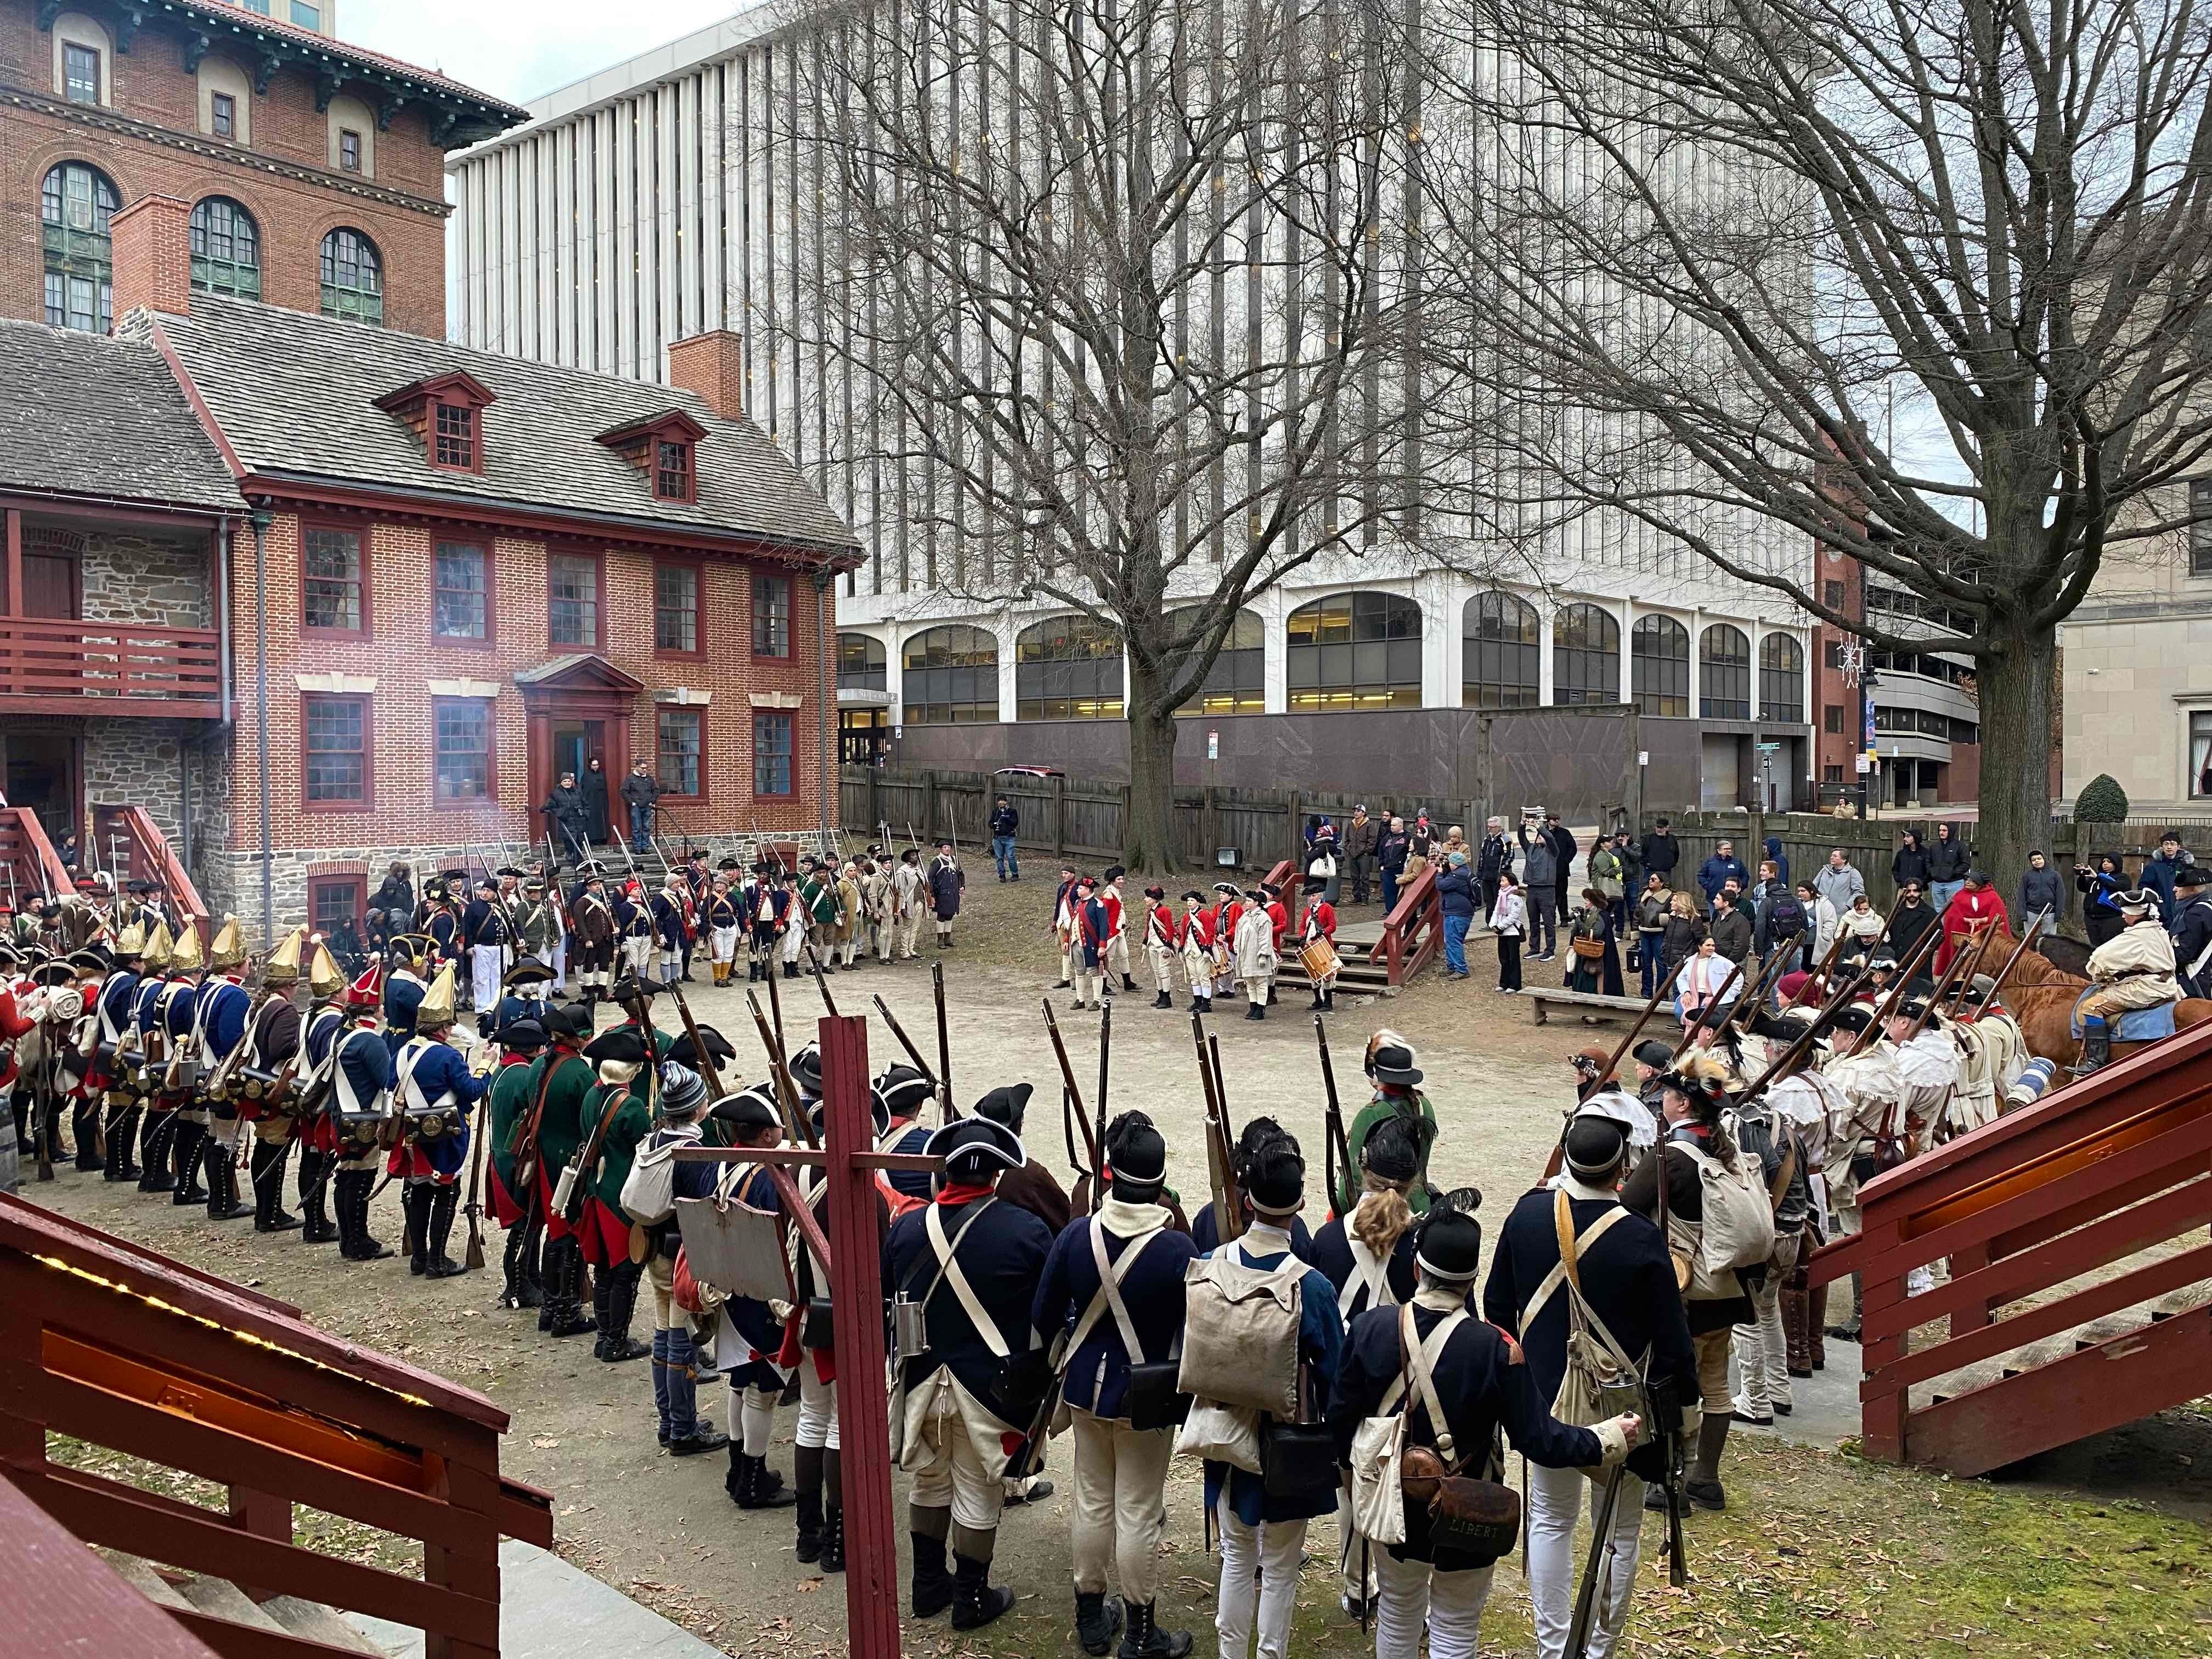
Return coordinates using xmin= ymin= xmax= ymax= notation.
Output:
xmin=2190 ymin=478 xmax=2212 ymax=578
xmin=2191 ymin=710 xmax=2212 ymax=798
xmin=51 ymin=14 xmax=113 ymax=106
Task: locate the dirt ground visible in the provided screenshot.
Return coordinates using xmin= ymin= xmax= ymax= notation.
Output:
xmin=31 ymin=868 xmax=2212 ymax=1658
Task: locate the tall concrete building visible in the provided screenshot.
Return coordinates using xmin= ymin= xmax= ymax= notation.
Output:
xmin=445 ymin=10 xmax=1825 ymax=816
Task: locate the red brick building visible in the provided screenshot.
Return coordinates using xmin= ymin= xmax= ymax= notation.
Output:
xmin=1 ymin=195 xmax=856 ymax=939
xmin=3 ymin=0 xmax=524 ymax=338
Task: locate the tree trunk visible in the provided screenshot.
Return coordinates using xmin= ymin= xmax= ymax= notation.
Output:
xmin=1124 ymin=679 xmax=1184 ymax=873
xmin=1973 ymin=619 xmax=2059 ymax=910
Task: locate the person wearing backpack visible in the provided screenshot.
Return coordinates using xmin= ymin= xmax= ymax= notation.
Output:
xmin=1329 ymin=1201 xmax=1641 ymax=1659
xmin=1312 ymin=1119 xmax=1425 ymax=1623
xmin=1484 ymin=1115 xmax=1697 ymax=1659
xmin=1720 ymin=1033 xmax=1813 ymax=1430
xmin=1189 ymin=1133 xmax=1347 ymax=1659
xmin=1621 ymin=1054 xmax=1761 ymax=1511
xmin=887 ymin=1117 xmax=1057 ymax=1632
xmin=626 ymin=1061 xmax=731 ymax=1458
xmin=1030 ymin=1112 xmax=1200 ymax=1658
xmin=1752 ymin=861 xmax=1804 ymax=990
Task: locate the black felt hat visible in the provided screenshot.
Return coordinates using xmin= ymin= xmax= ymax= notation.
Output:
xmin=582 ymin=1025 xmax=650 ymax=1065
xmin=1361 ymin=1115 xmax=1423 ymax=1183
xmin=1244 ymin=1138 xmax=1306 ymax=1216
xmin=928 ymin=1117 xmax=1024 ymax=1181
xmin=501 ymin=1018 xmax=549 ymax=1052
xmin=874 ymin=1064 xmax=935 ymax=1122
xmin=709 ymin=1082 xmax=782 ymax=1133
xmin=972 ymin=1081 xmax=1035 ymax=1132
xmin=668 ymin=1026 xmax=737 ymax=1068
xmin=1369 ymin=1041 xmax=1423 ymax=1087
xmin=1414 ymin=1205 xmax=1483 ymax=1281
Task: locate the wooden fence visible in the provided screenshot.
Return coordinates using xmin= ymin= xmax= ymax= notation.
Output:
xmin=842 ymin=765 xmax=1505 ymax=873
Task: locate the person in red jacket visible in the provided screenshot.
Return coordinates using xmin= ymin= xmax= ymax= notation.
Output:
xmin=1141 ymin=885 xmax=1183 ymax=1009
xmin=1934 ymin=871 xmax=2010 ymax=976
xmin=1207 ymin=882 xmax=1244 ymax=1000
xmin=1301 ymin=894 xmax=1340 ymax=1011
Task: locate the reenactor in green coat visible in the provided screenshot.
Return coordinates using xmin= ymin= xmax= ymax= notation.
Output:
xmin=1335 ymin=1033 xmax=1440 ymax=1217
xmin=531 ymin=1005 xmax=600 ymax=1339
xmin=574 ymin=1024 xmax=655 ymax=1363
xmin=485 ymin=1014 xmax=549 ymax=1311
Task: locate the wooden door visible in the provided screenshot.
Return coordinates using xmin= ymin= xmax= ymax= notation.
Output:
xmin=22 ymin=555 xmax=78 ymax=619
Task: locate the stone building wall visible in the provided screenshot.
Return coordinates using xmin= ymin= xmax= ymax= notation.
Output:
xmin=78 ymin=529 xmax=213 ymax=628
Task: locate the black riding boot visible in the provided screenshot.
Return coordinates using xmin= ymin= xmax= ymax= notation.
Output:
xmin=502 ymin=1220 xmax=531 ymax=1307
xmin=206 ymin=1136 xmax=250 ymax=1220
xmin=406 ymin=1183 xmax=434 ymax=1275
xmin=171 ymin=1121 xmax=208 ymax=1203
xmin=912 ymin=1528 xmax=955 ymax=1620
xmin=299 ymin=1152 xmax=339 ymax=1243
xmin=137 ymin=1114 xmax=177 ymax=1193
xmin=516 ymin=1215 xmax=545 ymax=1306
xmin=951 ymin=1546 xmax=1014 ymax=1632
xmin=1117 ymin=1599 xmax=1194 ymax=1658
xmin=253 ymin=1140 xmax=301 ymax=1233
xmin=544 ymin=1238 xmax=596 ymax=1338
xmin=105 ymin=1105 xmax=142 ymax=1181
xmin=72 ymin=1099 xmax=101 ymax=1170
xmin=1075 ymin=1590 xmax=1125 ymax=1655
xmin=424 ymin=1184 xmax=465 ymax=1277
xmin=597 ymin=1260 xmax=650 ymax=1361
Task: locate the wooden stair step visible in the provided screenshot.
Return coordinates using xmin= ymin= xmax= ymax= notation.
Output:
xmin=176 ymin=1575 xmax=287 ymax=1634
xmin=97 ymin=1551 xmax=190 ymax=1611
xmin=263 ymin=1595 xmax=386 ymax=1655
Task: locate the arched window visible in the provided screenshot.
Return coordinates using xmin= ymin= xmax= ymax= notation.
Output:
xmin=189 ymin=198 xmax=260 ymax=299
xmin=901 ymin=625 xmax=998 ymax=724
xmin=1551 ymin=603 xmax=1620 ymax=705
xmin=1168 ymin=607 xmax=1265 ymax=715
xmin=320 ymin=228 xmax=383 ymax=325
xmin=836 ymin=633 xmax=887 ymax=692
xmin=1015 ymin=614 xmax=1124 ymax=720
xmin=41 ymin=162 xmax=118 ymax=332
xmin=1758 ymin=633 xmax=1806 ymax=723
xmin=1286 ymin=592 xmax=1423 ymax=712
xmin=1701 ymin=624 xmax=1751 ymax=719
xmin=1630 ymin=614 xmax=1689 ymax=717
xmin=1462 ymin=591 xmax=1539 ymax=708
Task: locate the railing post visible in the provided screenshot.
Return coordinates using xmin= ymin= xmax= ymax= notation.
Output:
xmin=1858 ymin=1214 xmax=1909 ymax=1462
xmin=227 ymin=1485 xmax=291 ymax=1602
xmin=422 ymin=1451 xmax=503 ymax=1659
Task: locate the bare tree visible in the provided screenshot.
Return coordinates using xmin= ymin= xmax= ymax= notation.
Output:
xmin=777 ymin=0 xmax=1444 ymax=868
xmin=1412 ymin=0 xmax=2212 ymax=880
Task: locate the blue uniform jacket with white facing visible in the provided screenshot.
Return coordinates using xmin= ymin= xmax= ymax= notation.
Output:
xmin=1197 ymin=1224 xmax=1346 ymax=1526
xmin=1031 ymin=1206 xmax=1198 ymax=1420
xmin=1190 ymin=1204 xmax=1313 ymax=1260
xmin=884 ymin=1194 xmax=1055 ymax=1423
xmin=196 ymin=979 xmax=251 ymax=1065
xmin=1328 ymin=1300 xmax=1605 ymax=1568
xmin=335 ymin=1025 xmax=396 ymax=1110
xmin=698 ymin=1161 xmax=788 ymax=1384
xmin=160 ymin=979 xmax=200 ymax=1041
xmin=1311 ymin=1212 xmax=1420 ymax=1323
xmin=1482 ymin=1180 xmax=1696 ymax=1484
xmin=396 ymin=1037 xmax=482 ymax=1177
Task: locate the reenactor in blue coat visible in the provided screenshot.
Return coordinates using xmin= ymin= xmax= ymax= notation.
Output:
xmin=192 ymin=918 xmax=255 ymax=1221
xmin=92 ymin=921 xmax=146 ymax=1182
xmin=331 ymin=965 xmax=398 ymax=1261
xmin=153 ymin=925 xmax=208 ymax=1200
xmin=1030 ymin=1111 xmax=1198 ymax=1657
xmin=388 ymin=962 xmax=486 ymax=1278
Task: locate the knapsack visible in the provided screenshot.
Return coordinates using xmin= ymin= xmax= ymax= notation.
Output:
xmin=1666 ymin=1141 xmax=1776 ymax=1295
xmin=1769 ymin=894 xmax=1806 ymax=938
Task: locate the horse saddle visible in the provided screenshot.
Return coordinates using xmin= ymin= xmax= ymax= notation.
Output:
xmin=2069 ymin=987 xmax=2177 ymax=1042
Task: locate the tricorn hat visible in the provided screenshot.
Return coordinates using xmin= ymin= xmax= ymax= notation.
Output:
xmin=668 ymin=1025 xmax=738 ymax=1068
xmin=583 ymin=1025 xmax=651 ymax=1065
xmin=971 ymin=1081 xmax=1034 ymax=1131
xmin=874 ymin=1063 xmax=935 ymax=1123
xmin=503 ymin=960 xmax=557 ymax=993
xmin=927 ymin=1117 xmax=1023 ymax=1180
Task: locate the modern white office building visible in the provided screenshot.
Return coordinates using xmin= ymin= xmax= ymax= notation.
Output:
xmin=444 ymin=9 xmax=1824 ymax=816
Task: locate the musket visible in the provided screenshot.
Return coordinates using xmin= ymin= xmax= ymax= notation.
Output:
xmin=1316 ymin=1015 xmax=1356 ymax=1215
xmin=664 ymin=977 xmax=726 ymax=1098
xmin=1666 ymin=956 xmax=1744 ymax=1062
xmin=1905 ymin=942 xmax=1979 ymax=1046
xmin=1779 ymin=917 xmax=1857 ymax=1014
xmin=1041 ymin=1000 xmax=1099 ymax=1181
xmin=611 ymin=822 xmax=641 ymax=879
xmin=746 ymin=988 xmax=816 ymax=1149
xmin=462 ymin=1091 xmax=489 ymax=1271
xmin=1206 ymin=1030 xmax=1241 ymax=1240
xmin=1735 ymin=952 xmax=1885 ymax=1100
xmin=1724 ymin=944 xmax=1796 ymax=1032
xmin=1564 ymin=1462 xmax=1630 ymax=1659
xmin=1975 ymin=913 xmax=2047 ymax=1018
xmin=764 ymin=943 xmax=789 ymax=1056
xmin=1841 ymin=916 xmax=1946 ymax=1058
xmin=1091 ymin=1000 xmax=1110 ymax=1215
xmin=1192 ymin=1007 xmax=1239 ymax=1242
xmin=1941 ymin=915 xmax=2005 ymax=1017
xmin=871 ymin=992 xmax=944 ymax=1110
xmin=803 ymin=941 xmax=842 ymax=1017
xmin=933 ymin=958 xmax=955 ymax=1118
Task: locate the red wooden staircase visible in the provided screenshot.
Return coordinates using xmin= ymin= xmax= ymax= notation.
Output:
xmin=93 ymin=802 xmax=210 ymax=934
xmin=1808 ymin=1019 xmax=2212 ymax=1476
xmin=0 ymin=804 xmax=74 ymax=910
xmin=0 ymin=1194 xmax=552 ymax=1659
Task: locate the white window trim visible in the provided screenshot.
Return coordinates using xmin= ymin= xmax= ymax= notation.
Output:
xmin=52 ymin=13 xmax=114 ymax=107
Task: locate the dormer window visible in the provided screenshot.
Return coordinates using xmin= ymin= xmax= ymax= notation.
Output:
xmin=374 ymin=370 xmax=496 ymax=476
xmin=597 ymin=409 xmax=708 ymax=506
xmin=436 ymin=403 xmax=477 ymax=469
xmin=655 ymin=440 xmax=693 ymax=501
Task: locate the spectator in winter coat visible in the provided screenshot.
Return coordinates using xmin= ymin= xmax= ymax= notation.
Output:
xmin=1635 ymin=876 xmax=1674 ymax=996
xmin=1516 ymin=821 xmax=1560 ymax=959
xmin=1763 ymin=836 xmax=1790 ymax=893
xmin=620 ymin=761 xmax=661 ymax=850
xmin=1377 ymin=819 xmax=1413 ymax=912
xmin=1696 ymin=841 xmax=1749 ymax=906
xmin=1476 ymin=819 xmax=1514 ymax=917
xmin=2143 ymin=832 xmax=2191 ymax=930
xmin=1408 ymin=812 xmax=1437 ymax=863
xmin=989 ymin=797 xmax=1021 ymax=882
xmin=1888 ymin=881 xmax=1938 ymax=966
xmin=1589 ymin=839 xmax=1627 ymax=924
xmin=1612 ymin=831 xmax=1643 ymax=910
xmin=1812 ymin=848 xmax=1866 ymax=915
xmin=2016 ymin=851 xmax=2064 ymax=930
xmin=1837 ymin=889 xmax=1886 ymax=947
xmin=1750 ymin=864 xmax=1801 ymax=960
xmin=1638 ymin=819 xmax=1681 ymax=883
xmin=1792 ymin=881 xmax=1838 ymax=974
xmin=1304 ymin=825 xmax=1340 ymax=904
xmin=1544 ymin=814 xmax=1578 ymax=921
xmin=1660 ymin=891 xmax=1705 ymax=978
xmin=1709 ymin=889 xmax=1754 ymax=964
xmin=1892 ymin=830 xmax=1934 ymax=893
xmin=1438 ymin=851 xmax=1477 ymax=978
xmin=1342 ymin=807 xmax=1380 ymax=904
xmin=1927 ymin=823 xmax=1972 ymax=911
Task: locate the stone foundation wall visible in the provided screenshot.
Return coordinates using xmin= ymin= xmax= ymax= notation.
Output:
xmin=79 ymin=531 xmax=213 ymax=629
xmin=80 ymin=719 xmax=233 ymax=904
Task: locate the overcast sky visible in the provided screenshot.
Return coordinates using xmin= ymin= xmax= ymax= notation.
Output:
xmin=341 ymin=0 xmax=743 ymax=106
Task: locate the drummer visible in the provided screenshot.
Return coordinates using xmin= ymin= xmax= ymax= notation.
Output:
xmin=1301 ymin=888 xmax=1341 ymax=1013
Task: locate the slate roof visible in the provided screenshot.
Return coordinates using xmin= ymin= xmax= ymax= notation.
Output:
xmin=143 ymin=296 xmax=860 ymax=558
xmin=0 ymin=318 xmax=241 ymax=512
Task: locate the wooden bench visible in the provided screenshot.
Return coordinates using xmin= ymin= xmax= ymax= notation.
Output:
xmin=1528 ymin=987 xmax=1654 ymax=1026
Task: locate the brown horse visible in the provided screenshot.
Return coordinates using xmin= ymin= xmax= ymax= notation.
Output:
xmin=1988 ymin=929 xmax=2212 ymax=1065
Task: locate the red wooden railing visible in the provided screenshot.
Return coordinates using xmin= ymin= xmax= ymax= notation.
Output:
xmin=1374 ymin=862 xmax=1443 ymax=985
xmin=0 ymin=805 xmax=75 ymax=908
xmin=0 ymin=616 xmax=223 ymax=715
xmin=93 ymin=804 xmax=209 ymax=933
xmin=0 ymin=1195 xmax=553 ymax=1659
xmin=1808 ymin=1019 xmax=2212 ymax=1476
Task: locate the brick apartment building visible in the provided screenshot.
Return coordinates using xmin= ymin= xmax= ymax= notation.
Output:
xmin=3 ymin=0 xmax=526 ymax=338
xmin=1 ymin=191 xmax=857 ymax=938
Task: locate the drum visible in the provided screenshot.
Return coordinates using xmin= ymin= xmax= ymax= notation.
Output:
xmin=1299 ymin=936 xmax=1342 ymax=980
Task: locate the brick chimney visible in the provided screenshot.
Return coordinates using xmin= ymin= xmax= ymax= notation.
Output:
xmin=110 ymin=194 xmax=194 ymax=320
xmin=667 ymin=330 xmax=745 ymax=420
